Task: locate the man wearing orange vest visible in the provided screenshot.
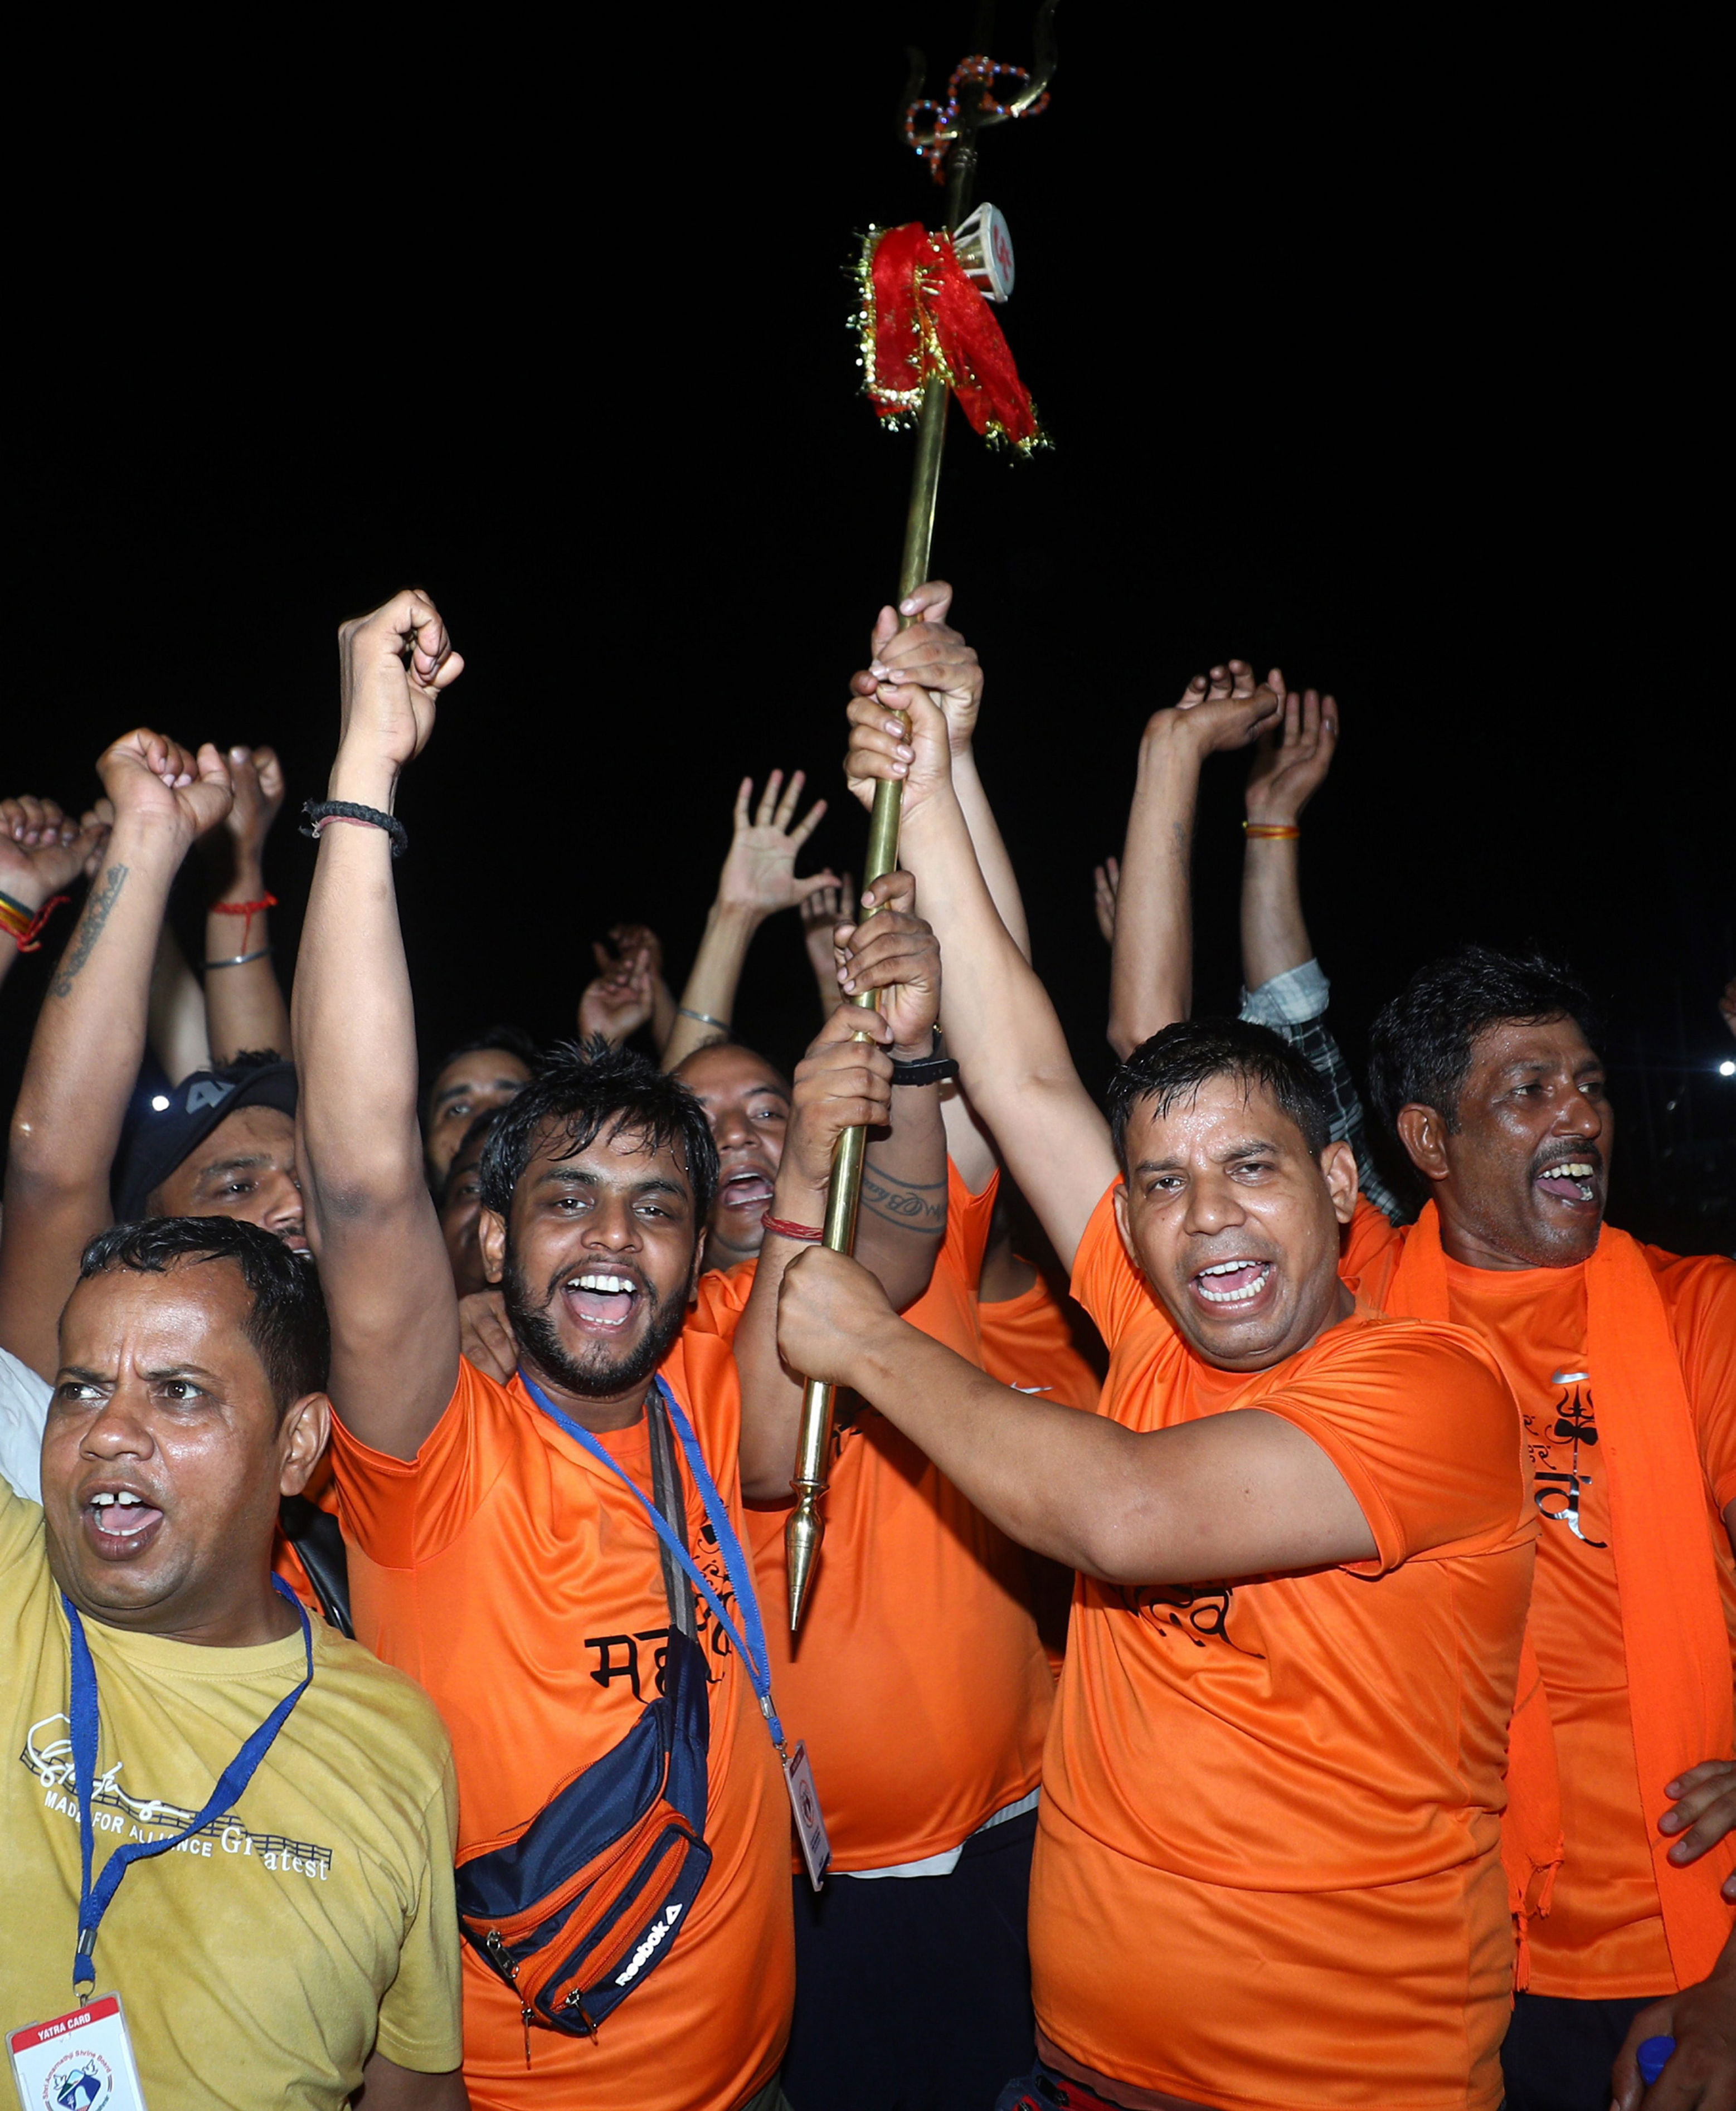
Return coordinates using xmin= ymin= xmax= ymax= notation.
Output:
xmin=1353 ymin=948 xmax=1736 ymax=2110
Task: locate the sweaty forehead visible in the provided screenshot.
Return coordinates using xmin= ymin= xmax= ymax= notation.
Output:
xmin=61 ymin=1256 xmax=262 ymax=1376
xmin=434 ymin=1052 xmax=532 ymax=1106
xmin=1466 ymin=1014 xmax=1598 ymax=1082
xmin=677 ymin=1045 xmax=789 ymax=1106
xmin=1126 ymin=1073 xmax=1310 ymax=1162
xmin=522 ymin=1113 xmax=694 ymax=1194
xmin=189 ymin=1102 xmax=296 ymax=1171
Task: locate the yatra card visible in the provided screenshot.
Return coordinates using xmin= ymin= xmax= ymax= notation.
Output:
xmin=784 ymin=1739 xmax=831 ymax=1893
xmin=8 ymin=1993 xmax=148 ymax=2110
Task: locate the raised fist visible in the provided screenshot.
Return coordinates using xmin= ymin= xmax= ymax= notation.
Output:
xmin=96 ymin=729 xmax=234 ymax=844
xmin=0 ymin=796 xmax=110 ymax=907
xmin=335 ymin=588 xmax=463 ymax=775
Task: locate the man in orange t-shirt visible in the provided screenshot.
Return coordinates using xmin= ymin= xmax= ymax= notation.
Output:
xmin=786 ymin=681 xmax=1540 ymax=2110
xmin=978 ymin=1191 xmax=1103 ymax=1414
xmin=676 ymin=989 xmax=1057 ymax=2105
xmin=1350 ymin=946 xmax=1736 ymax=2111
xmin=291 ymin=592 xmax=971 ymax=2111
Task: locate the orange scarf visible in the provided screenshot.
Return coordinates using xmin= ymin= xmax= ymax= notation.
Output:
xmin=1387 ymin=1203 xmax=1736 ymax=1986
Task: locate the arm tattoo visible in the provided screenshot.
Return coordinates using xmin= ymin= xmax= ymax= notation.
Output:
xmin=859 ymin=1160 xmax=946 ymax=1238
xmin=48 ymin=865 xmax=128 ymax=1000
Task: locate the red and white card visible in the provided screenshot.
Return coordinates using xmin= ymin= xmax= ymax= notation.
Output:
xmin=8 ymin=1992 xmax=148 ymax=2109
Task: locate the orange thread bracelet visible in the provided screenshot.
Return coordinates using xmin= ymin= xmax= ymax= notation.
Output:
xmin=0 ymin=888 xmax=70 ymax=952
xmin=211 ymin=893 xmax=278 ymax=951
xmin=1243 ymin=823 xmax=1300 ymax=840
xmin=761 ymin=1214 xmax=824 ymax=1243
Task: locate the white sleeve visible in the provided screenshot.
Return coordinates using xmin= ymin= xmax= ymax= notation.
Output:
xmin=0 ymin=1348 xmax=51 ymax=1504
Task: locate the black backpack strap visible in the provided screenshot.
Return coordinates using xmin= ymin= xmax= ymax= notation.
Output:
xmin=646 ymin=1395 xmax=698 ymax=1644
xmin=278 ymin=1495 xmax=354 ymax=1637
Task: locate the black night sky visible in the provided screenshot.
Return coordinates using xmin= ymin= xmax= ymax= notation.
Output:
xmin=8 ymin=6 xmax=1732 ymax=1251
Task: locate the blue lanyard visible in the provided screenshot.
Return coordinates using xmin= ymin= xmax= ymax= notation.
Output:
xmin=64 ymin=1574 xmax=314 ymax=1994
xmin=517 ymin=1369 xmax=786 ymax=1753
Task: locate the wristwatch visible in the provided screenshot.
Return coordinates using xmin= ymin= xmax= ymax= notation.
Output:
xmin=889 ymin=1029 xmax=960 ymax=1089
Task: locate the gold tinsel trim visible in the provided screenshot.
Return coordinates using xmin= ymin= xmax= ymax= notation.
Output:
xmin=852 ymin=225 xmax=1049 ymax=457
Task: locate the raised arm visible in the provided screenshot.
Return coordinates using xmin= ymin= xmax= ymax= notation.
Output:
xmin=659 ymin=771 xmax=837 ymax=1072
xmin=577 ymin=931 xmax=658 ymax=1052
xmin=0 ymin=736 xmax=230 ymax=1379
xmin=1239 ymin=685 xmax=1337 ymax=989
xmin=0 ymin=795 xmax=108 ymax=999
xmin=148 ymin=922 xmax=213 ymax=1083
xmin=776 ymin=1247 xmax=1375 ymax=1580
xmin=855 ymin=580 xmax=1031 ymax=960
xmin=1107 ymin=663 xmax=1282 ymax=1060
xmin=291 ymin=590 xmax=464 ymax=1460
xmin=801 ymin=873 xmax=854 ymax=1023
xmin=851 ymin=580 xmax=1029 ymax=1194
xmin=844 ymin=685 xmax=1112 ymax=1270
xmin=200 ymin=743 xmax=291 ymax=1062
xmin=735 ymin=870 xmax=947 ymax=1499
xmin=586 ymin=923 xmax=675 ymax=1056
xmin=1236 ymin=693 xmax=1403 ymax=1220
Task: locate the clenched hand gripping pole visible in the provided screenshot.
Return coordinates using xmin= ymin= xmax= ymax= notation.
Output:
xmin=786 ymin=3 xmax=1056 ymax=1631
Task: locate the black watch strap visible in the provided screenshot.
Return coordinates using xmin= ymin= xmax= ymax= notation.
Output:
xmin=889 ymin=1031 xmax=960 ymax=1088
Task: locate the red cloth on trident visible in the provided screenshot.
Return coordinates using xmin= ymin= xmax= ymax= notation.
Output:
xmin=860 ymin=222 xmax=1043 ymax=450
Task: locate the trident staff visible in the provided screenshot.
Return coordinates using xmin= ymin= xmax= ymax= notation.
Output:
xmin=786 ymin=3 xmax=1058 ymax=1630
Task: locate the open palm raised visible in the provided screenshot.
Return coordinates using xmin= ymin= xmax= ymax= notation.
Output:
xmin=717 ymin=770 xmax=838 ymax=920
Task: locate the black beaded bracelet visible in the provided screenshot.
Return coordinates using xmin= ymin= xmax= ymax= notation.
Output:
xmin=300 ymin=799 xmax=409 ymax=858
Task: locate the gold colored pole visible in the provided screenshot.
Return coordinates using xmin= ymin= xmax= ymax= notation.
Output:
xmin=785 ymin=380 xmax=949 ymax=1630
xmin=785 ymin=2 xmax=1057 ymax=1632
xmin=786 ymin=110 xmax=981 ymax=1628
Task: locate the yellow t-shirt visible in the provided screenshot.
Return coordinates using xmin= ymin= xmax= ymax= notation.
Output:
xmin=0 ymin=1480 xmax=462 ymax=2108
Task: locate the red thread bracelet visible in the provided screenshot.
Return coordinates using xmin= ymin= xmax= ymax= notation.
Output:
xmin=0 ymin=890 xmax=70 ymax=953
xmin=761 ymin=1213 xmax=824 ymax=1243
xmin=211 ymin=893 xmax=278 ymax=951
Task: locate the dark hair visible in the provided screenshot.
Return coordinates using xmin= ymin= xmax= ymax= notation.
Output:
xmin=423 ymin=1025 xmax=541 ymax=1126
xmin=1367 ymin=947 xmax=1599 ymax=1134
xmin=220 ymin=1048 xmax=288 ymax=1073
xmin=1106 ymin=1018 xmax=1334 ymax=1168
xmin=77 ymin=1217 xmax=330 ymax=1412
xmin=441 ymin=1107 xmax=502 ymax=1207
xmin=478 ymin=1038 xmax=719 ymax=1228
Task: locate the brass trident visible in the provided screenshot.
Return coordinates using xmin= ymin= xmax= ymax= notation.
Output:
xmin=785 ymin=1 xmax=1059 ymax=1632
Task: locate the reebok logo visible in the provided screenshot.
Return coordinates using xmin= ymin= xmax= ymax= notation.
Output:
xmin=613 ymin=1903 xmax=683 ymax=1987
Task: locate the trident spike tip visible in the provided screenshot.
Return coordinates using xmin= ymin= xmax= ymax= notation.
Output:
xmin=786 ymin=1497 xmax=824 ymax=1631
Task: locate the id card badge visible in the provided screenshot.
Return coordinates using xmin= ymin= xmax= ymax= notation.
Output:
xmin=784 ymin=1739 xmax=831 ymax=1893
xmin=9 ymin=1992 xmax=149 ymax=2109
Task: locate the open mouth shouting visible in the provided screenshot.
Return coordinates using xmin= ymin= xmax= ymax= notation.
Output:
xmin=560 ymin=1269 xmax=645 ymax=1335
xmin=1188 ymin=1256 xmax=1278 ymax=1315
xmin=716 ymin=1166 xmax=776 ymax=1219
xmin=81 ymin=1483 xmax=165 ymax=1562
xmin=1533 ymin=1152 xmax=1602 ymax=1211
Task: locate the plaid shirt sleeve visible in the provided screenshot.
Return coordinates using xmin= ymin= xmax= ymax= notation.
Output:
xmin=1240 ymin=961 xmax=1404 ymax=1223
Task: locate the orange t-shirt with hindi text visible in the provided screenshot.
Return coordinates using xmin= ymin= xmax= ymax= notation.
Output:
xmin=978 ymin=1270 xmax=1103 ymax=1413
xmin=1033 ymin=1182 xmax=1536 ymax=2111
xmin=327 ymin=1302 xmax=793 ymax=2111
xmin=734 ymin=1161 xmax=1056 ymax=1870
xmin=1343 ymin=1200 xmax=1736 ymax=1998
